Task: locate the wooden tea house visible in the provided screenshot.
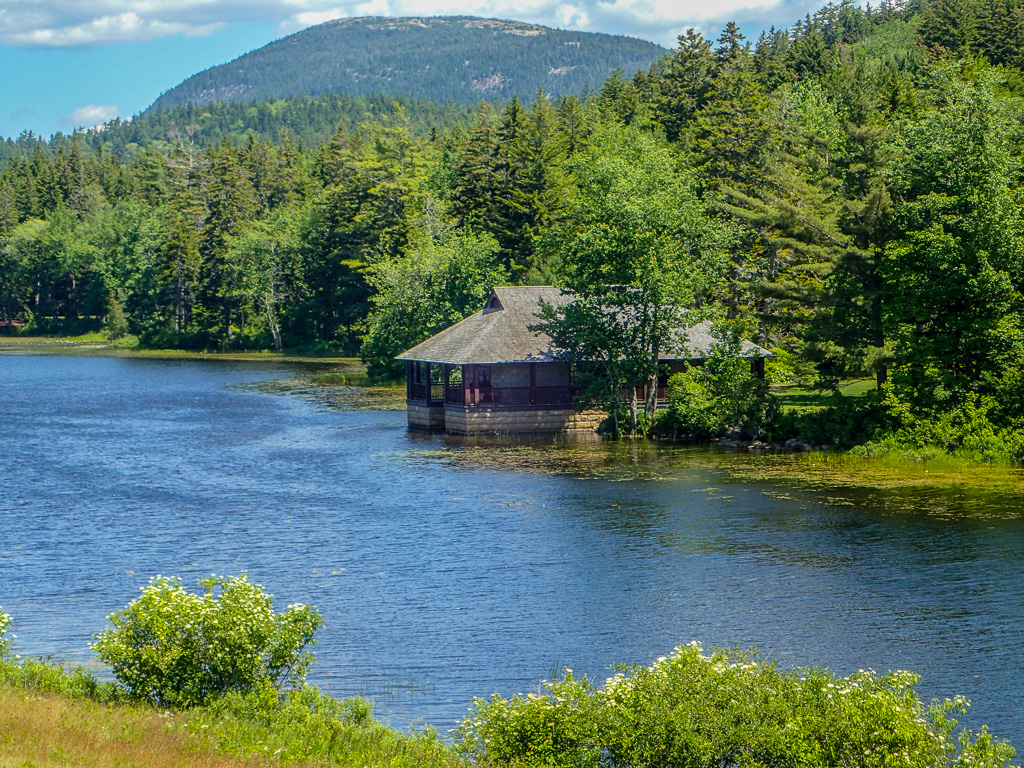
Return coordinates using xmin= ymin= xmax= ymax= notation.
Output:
xmin=397 ymin=286 xmax=772 ymax=436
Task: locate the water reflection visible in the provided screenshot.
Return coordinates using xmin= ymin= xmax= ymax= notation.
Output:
xmin=0 ymin=354 xmax=1021 ymax=748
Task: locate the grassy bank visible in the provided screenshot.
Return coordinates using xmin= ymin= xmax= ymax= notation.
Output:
xmin=0 ymin=687 xmax=258 ymax=768
xmin=1 ymin=654 xmax=1015 ymax=768
xmin=0 ymin=334 xmax=359 ymax=365
xmin=0 ymin=659 xmax=460 ymax=768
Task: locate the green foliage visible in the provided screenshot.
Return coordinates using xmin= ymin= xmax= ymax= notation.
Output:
xmin=769 ymin=389 xmax=887 ymax=447
xmin=187 ymin=684 xmax=457 ymax=767
xmin=457 ymin=643 xmax=1016 ymax=768
xmin=884 ymin=64 xmax=1024 ymax=416
xmin=656 ymin=327 xmax=776 ymax=440
xmin=224 ymin=205 xmax=305 ymax=350
xmin=764 ymin=345 xmax=817 ymax=385
xmin=856 ymin=391 xmax=1024 ymax=463
xmin=538 ymin=122 xmax=729 ymax=435
xmin=92 ymin=574 xmax=323 ymax=708
xmin=0 ymin=656 xmax=125 ymax=703
xmin=0 ymin=653 xmax=458 ymax=768
xmin=361 ymin=208 xmax=504 ymax=379
xmin=0 ymin=608 xmax=11 ymax=658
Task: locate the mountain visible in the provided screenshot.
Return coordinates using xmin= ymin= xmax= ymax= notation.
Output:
xmin=149 ymin=16 xmax=667 ymax=111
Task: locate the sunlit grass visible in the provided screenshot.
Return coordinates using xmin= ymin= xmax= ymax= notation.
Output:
xmin=0 ymin=686 xmax=255 ymax=768
xmin=0 ymin=336 xmax=359 ymax=364
xmin=772 ymin=379 xmax=876 ymax=412
xmin=0 ymin=660 xmax=462 ymax=768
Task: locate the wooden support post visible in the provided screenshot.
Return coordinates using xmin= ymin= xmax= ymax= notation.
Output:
xmin=530 ymin=362 xmax=537 ymax=405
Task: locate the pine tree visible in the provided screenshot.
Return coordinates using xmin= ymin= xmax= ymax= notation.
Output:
xmin=919 ymin=0 xmax=978 ymax=53
xmin=976 ymin=0 xmax=1024 ymax=66
xmin=694 ymin=63 xmax=777 ymax=189
xmin=716 ymin=21 xmax=748 ymax=63
xmin=647 ymin=31 xmax=716 ymax=142
xmin=201 ymin=139 xmax=258 ymax=345
xmin=158 ymin=212 xmax=202 ymax=337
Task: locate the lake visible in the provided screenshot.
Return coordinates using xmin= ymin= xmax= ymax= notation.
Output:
xmin=0 ymin=353 xmax=1022 ymax=746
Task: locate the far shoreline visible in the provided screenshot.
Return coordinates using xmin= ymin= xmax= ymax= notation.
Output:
xmin=5 ymin=335 xmax=1023 ymax=496
xmin=0 ymin=335 xmax=359 ymax=365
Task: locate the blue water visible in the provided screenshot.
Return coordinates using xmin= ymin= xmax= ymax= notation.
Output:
xmin=1 ymin=354 xmax=1022 ymax=746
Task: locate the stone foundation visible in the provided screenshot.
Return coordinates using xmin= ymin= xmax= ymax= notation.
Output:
xmin=407 ymin=402 xmax=446 ymax=430
xmin=443 ymin=406 xmax=604 ymax=436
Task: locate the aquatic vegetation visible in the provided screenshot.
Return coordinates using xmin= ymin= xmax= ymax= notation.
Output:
xmin=241 ymin=364 xmax=407 ymax=411
xmin=416 ymin=438 xmax=1024 ymax=517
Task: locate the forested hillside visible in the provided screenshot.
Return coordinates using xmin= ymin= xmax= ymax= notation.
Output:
xmin=0 ymin=94 xmax=476 ymax=167
xmin=3 ymin=0 xmax=1024 ymax=456
xmin=151 ymin=17 xmax=667 ymax=110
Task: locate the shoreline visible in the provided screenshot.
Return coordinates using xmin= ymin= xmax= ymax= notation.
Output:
xmin=5 ymin=338 xmax=1022 ymax=494
xmin=0 ymin=336 xmax=360 ymax=365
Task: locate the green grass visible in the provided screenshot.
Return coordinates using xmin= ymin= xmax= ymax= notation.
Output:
xmin=0 ymin=658 xmax=461 ymax=768
xmin=772 ymin=379 xmax=876 ymax=412
xmin=0 ymin=335 xmax=361 ymax=365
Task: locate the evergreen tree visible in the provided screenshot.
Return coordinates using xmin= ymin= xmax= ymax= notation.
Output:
xmin=157 ymin=212 xmax=202 ymax=338
xmin=919 ymin=0 xmax=978 ymax=53
xmin=646 ymin=31 xmax=716 ymax=142
xmin=976 ymin=0 xmax=1024 ymax=67
xmin=201 ymin=140 xmax=258 ymax=345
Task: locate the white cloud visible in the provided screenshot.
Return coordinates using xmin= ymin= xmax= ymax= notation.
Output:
xmin=61 ymin=104 xmax=119 ymax=128
xmin=0 ymin=0 xmax=808 ymax=49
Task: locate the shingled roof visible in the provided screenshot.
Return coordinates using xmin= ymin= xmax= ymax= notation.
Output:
xmin=396 ymin=286 xmax=566 ymax=365
xmin=396 ymin=286 xmax=772 ymax=365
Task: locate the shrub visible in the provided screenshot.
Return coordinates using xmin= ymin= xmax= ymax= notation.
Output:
xmin=655 ymin=327 xmax=776 ymax=440
xmin=0 ymin=656 xmax=125 ymax=703
xmin=0 ymin=608 xmax=11 ymax=658
xmin=852 ymin=392 xmax=1024 ymax=464
xmin=456 ymin=644 xmax=1016 ymax=768
xmin=185 ymin=684 xmax=456 ymax=766
xmin=766 ymin=389 xmax=887 ymax=448
xmin=764 ymin=346 xmax=817 ymax=386
xmin=92 ymin=574 xmax=323 ymax=707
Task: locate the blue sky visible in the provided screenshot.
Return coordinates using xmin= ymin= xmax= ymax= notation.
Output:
xmin=0 ymin=0 xmax=826 ymax=140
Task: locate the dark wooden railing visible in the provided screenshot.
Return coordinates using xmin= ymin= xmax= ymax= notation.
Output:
xmin=407 ymin=381 xmax=445 ymax=403
xmin=409 ymin=365 xmax=574 ymax=408
xmin=490 ymin=386 xmax=574 ymax=406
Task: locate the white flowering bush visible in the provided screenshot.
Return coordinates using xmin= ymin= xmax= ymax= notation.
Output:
xmin=457 ymin=644 xmax=1017 ymax=768
xmin=0 ymin=607 xmax=12 ymax=658
xmin=92 ymin=574 xmax=323 ymax=707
